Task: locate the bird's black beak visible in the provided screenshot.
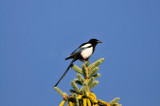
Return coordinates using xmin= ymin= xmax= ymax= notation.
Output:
xmin=97 ymin=40 xmax=102 ymax=43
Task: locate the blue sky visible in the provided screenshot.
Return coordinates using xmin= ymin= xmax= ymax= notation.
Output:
xmin=0 ymin=0 xmax=160 ymax=106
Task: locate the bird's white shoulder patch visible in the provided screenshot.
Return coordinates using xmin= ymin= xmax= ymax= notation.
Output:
xmin=81 ymin=43 xmax=92 ymax=48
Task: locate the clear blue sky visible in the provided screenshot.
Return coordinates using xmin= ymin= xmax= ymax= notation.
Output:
xmin=0 ymin=0 xmax=160 ymax=106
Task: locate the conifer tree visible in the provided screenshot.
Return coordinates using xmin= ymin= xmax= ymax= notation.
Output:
xmin=54 ymin=58 xmax=122 ymax=106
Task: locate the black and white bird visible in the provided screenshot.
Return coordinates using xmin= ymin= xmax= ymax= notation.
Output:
xmin=54 ymin=39 xmax=102 ymax=87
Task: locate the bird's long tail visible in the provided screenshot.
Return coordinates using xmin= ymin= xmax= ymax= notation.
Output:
xmin=54 ymin=58 xmax=76 ymax=87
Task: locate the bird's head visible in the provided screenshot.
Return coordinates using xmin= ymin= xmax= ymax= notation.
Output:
xmin=88 ymin=39 xmax=102 ymax=45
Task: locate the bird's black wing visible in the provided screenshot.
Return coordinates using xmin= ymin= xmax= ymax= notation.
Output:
xmin=65 ymin=43 xmax=89 ymax=60
xmin=70 ymin=43 xmax=88 ymax=55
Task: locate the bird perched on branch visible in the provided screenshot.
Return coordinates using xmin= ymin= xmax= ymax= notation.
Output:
xmin=54 ymin=39 xmax=102 ymax=87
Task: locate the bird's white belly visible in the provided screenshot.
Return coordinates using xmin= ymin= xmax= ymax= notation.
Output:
xmin=81 ymin=47 xmax=93 ymax=59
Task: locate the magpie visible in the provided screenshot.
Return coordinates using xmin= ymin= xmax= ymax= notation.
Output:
xmin=54 ymin=39 xmax=102 ymax=87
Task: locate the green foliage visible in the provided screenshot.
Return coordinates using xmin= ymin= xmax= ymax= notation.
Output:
xmin=54 ymin=87 xmax=65 ymax=97
xmin=88 ymin=77 xmax=94 ymax=87
xmin=73 ymin=93 xmax=79 ymax=106
xmin=88 ymin=58 xmax=104 ymax=72
xmin=71 ymin=58 xmax=104 ymax=92
xmin=72 ymin=64 xmax=83 ymax=74
xmin=93 ymin=73 xmax=101 ymax=79
xmin=110 ymin=97 xmax=120 ymax=105
xmin=90 ymin=80 xmax=99 ymax=89
xmin=71 ymin=80 xmax=80 ymax=93
xmin=77 ymin=73 xmax=85 ymax=85
xmin=54 ymin=58 xmax=122 ymax=106
xmin=82 ymin=64 xmax=88 ymax=78
xmin=88 ymin=67 xmax=99 ymax=78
